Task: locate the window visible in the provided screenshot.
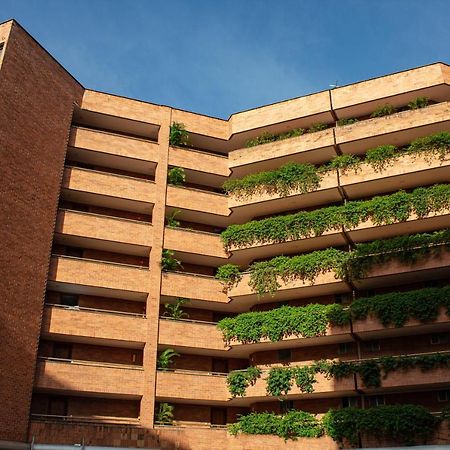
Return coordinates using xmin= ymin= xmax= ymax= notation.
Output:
xmin=211 ymin=407 xmax=227 ymax=425
xmin=52 ymin=343 xmax=72 ymax=360
xmin=431 ymin=334 xmax=449 ymax=345
xmin=278 ymin=349 xmax=292 ymax=361
xmin=438 ymin=391 xmax=449 ymax=402
xmin=280 ymin=400 xmax=294 ymax=413
xmin=366 ymin=395 xmax=385 ymax=407
xmin=364 ymin=340 xmax=380 ymax=352
xmin=342 ymin=397 xmax=358 ymax=408
xmin=60 ymin=294 xmax=79 ymax=307
xmin=48 ymin=397 xmax=68 ymax=416
xmin=338 ymin=342 xmax=352 ymax=355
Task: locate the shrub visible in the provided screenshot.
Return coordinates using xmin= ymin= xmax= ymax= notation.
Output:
xmin=222 ymin=162 xmax=321 ymax=199
xmin=229 ymin=410 xmax=324 ymax=440
xmin=163 ymin=298 xmax=189 ymax=320
xmin=365 ymin=144 xmax=398 ymax=171
xmin=336 ymin=118 xmax=359 ymax=126
xmin=308 ymin=122 xmax=328 ymax=133
xmin=157 ymin=349 xmax=180 ymax=369
xmin=323 ymin=405 xmax=439 ymax=446
xmin=370 ymin=104 xmax=397 ymax=118
xmin=215 ymin=264 xmax=242 ymax=291
xmin=322 ymin=154 xmax=361 ymax=172
xmin=226 ymin=367 xmax=261 ymax=397
xmin=166 ymin=209 xmax=181 ymax=227
xmin=167 ymin=167 xmax=186 ymax=185
xmin=266 ymin=367 xmax=294 ymax=396
xmin=408 ymin=131 xmax=450 ymax=161
xmin=156 ymin=403 xmax=174 ymax=424
xmin=161 ymin=249 xmax=182 ymax=271
xmin=245 ymin=128 xmax=305 ymax=148
xmin=408 ymin=96 xmax=429 ymax=110
xmin=169 ymin=122 xmax=189 ymax=146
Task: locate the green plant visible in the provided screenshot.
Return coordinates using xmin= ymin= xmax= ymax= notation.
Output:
xmin=408 ymin=96 xmax=429 ymax=110
xmin=229 ymin=410 xmax=324 ymax=440
xmin=370 ymin=104 xmax=397 ymax=118
xmin=336 ymin=118 xmax=359 ymax=126
xmin=220 ymin=184 xmax=450 ymax=251
xmin=245 ymin=128 xmax=305 ymax=148
xmin=157 ymin=349 xmax=180 ymax=370
xmin=169 ymin=122 xmax=189 ymax=146
xmin=215 ymin=264 xmax=242 ymax=291
xmin=156 ymin=403 xmax=174 ymax=424
xmin=365 ymin=144 xmax=398 ymax=171
xmin=217 ymin=303 xmax=347 ymax=344
xmin=408 ymin=131 xmax=450 ymax=161
xmin=167 ymin=167 xmax=186 ymax=185
xmin=166 ymin=209 xmax=181 ymax=227
xmin=266 ymin=367 xmax=294 ymax=397
xmin=161 ymin=249 xmax=182 ymax=271
xmin=163 ymin=298 xmax=189 ymax=320
xmin=226 ymin=367 xmax=261 ymax=397
xmin=323 ymin=405 xmax=439 ymax=446
xmin=222 ymin=162 xmax=321 ymax=199
xmin=308 ymin=122 xmax=328 ymax=133
xmin=323 ymin=154 xmax=361 ymax=172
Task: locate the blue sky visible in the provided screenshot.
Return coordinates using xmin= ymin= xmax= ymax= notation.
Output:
xmin=2 ymin=0 xmax=450 ymax=118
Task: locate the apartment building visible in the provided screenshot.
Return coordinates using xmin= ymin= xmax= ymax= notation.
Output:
xmin=1 ymin=18 xmax=450 ymax=450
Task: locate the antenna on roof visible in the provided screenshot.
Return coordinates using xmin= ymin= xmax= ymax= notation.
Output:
xmin=329 ymin=81 xmax=339 ymax=89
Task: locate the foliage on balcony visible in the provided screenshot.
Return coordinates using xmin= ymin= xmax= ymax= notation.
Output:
xmin=163 ymin=298 xmax=189 ymax=319
xmin=336 ymin=117 xmax=359 ymax=126
xmin=166 ymin=209 xmax=181 ymax=227
xmin=217 ymin=229 xmax=450 ymax=296
xmin=221 ymin=183 xmax=450 ymax=250
xmin=217 ymin=285 xmax=450 ymax=344
xmin=229 ymin=410 xmax=324 ymax=440
xmin=156 ymin=403 xmax=174 ymax=424
xmin=161 ymin=249 xmax=182 ymax=271
xmin=157 ymin=349 xmax=180 ymax=369
xmin=169 ymin=122 xmax=189 ymax=146
xmin=227 ymin=352 xmax=450 ymax=398
xmin=323 ymin=404 xmax=439 ymax=446
xmin=224 ymin=131 xmax=450 ymax=198
xmin=215 ymin=264 xmax=243 ymax=290
xmin=245 ymin=128 xmax=305 ymax=148
xmin=218 ymin=303 xmax=344 ymax=345
xmin=226 ymin=366 xmax=261 ymax=398
xmin=408 ymin=96 xmax=429 ymax=110
xmin=222 ymin=162 xmax=321 ymax=199
xmin=307 ymin=122 xmax=328 ymax=133
xmin=370 ymin=104 xmax=397 ymax=118
xmin=167 ymin=167 xmax=186 ymax=185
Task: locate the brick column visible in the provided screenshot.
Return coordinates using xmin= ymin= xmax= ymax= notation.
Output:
xmin=140 ymin=107 xmax=172 ymax=426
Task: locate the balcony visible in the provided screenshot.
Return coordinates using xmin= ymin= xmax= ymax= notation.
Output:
xmin=42 ymin=304 xmax=146 ymax=347
xmin=168 ymin=146 xmax=229 ymax=188
xmin=68 ymin=126 xmax=159 ymax=175
xmin=228 ymin=271 xmax=350 ymax=310
xmin=158 ymin=318 xmax=352 ymax=358
xmin=166 ymin=185 xmax=230 ymax=227
xmin=340 ymin=152 xmax=450 ymax=200
xmin=35 ymin=358 xmax=144 ymax=397
xmin=156 ymin=370 xmax=229 ymax=403
xmin=228 ymin=128 xmax=336 ymax=178
xmin=61 ymin=166 xmax=156 ymax=214
xmin=47 ymin=255 xmax=148 ymax=300
xmin=354 ymin=250 xmax=450 ymax=290
xmin=331 ymin=63 xmax=450 ymax=118
xmin=228 ymin=170 xmax=341 ymax=224
xmin=164 ymin=228 xmax=227 ymax=266
xmin=55 ymin=209 xmax=152 ymax=256
xmin=160 ymin=272 xmax=227 ymax=304
xmin=336 ymin=102 xmax=450 ymax=155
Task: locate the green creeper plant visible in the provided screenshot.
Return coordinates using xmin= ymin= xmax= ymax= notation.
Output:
xmin=166 ymin=209 xmax=181 ymax=227
xmin=215 ymin=264 xmax=242 ymax=291
xmin=308 ymin=122 xmax=328 ymax=133
xmin=226 ymin=367 xmax=261 ymax=397
xmin=408 ymin=96 xmax=429 ymax=110
xmin=156 ymin=403 xmax=174 ymax=424
xmin=245 ymin=128 xmax=305 ymax=148
xmin=161 ymin=249 xmax=182 ymax=271
xmin=370 ymin=104 xmax=397 ymax=118
xmin=336 ymin=118 xmax=359 ymax=126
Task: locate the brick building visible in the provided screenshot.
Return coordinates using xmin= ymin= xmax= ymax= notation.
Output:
xmin=1 ymin=18 xmax=450 ymax=449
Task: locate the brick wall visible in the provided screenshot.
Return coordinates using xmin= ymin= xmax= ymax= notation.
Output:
xmin=0 ymin=20 xmax=83 ymax=441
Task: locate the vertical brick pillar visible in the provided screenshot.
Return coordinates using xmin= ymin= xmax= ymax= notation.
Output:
xmin=140 ymin=107 xmax=172 ymax=426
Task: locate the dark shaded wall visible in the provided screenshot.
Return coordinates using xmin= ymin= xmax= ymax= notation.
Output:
xmin=0 ymin=20 xmax=84 ymax=441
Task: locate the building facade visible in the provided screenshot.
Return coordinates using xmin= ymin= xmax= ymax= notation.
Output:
xmin=1 ymin=19 xmax=450 ymax=449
